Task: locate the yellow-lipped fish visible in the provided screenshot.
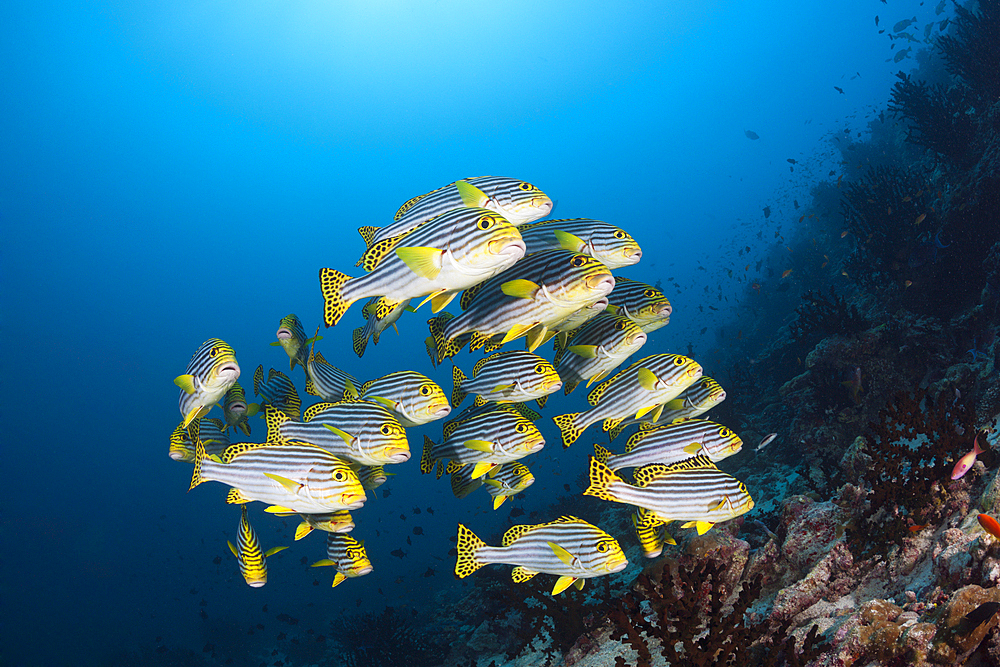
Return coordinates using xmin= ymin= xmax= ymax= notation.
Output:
xmin=552 ymin=354 xmax=702 ymax=447
xmin=352 ymin=370 xmax=451 ymax=427
xmin=271 ymin=314 xmax=321 ymax=372
xmin=169 ymin=417 xmax=228 ymax=462
xmin=452 ymin=351 xmax=562 ymax=409
xmin=265 ymin=404 xmax=410 ymax=466
xmin=320 ymin=207 xmax=525 ymax=327
xmin=605 ymin=277 xmax=673 ymax=333
xmin=483 ymin=461 xmax=535 ymax=509
xmin=594 ymin=418 xmax=743 ymax=470
xmin=455 ymin=516 xmax=627 ymax=595
xmin=554 ymin=312 xmax=647 ymax=396
xmin=311 ymin=534 xmax=373 ymax=588
xmin=269 ymin=510 xmax=355 ymax=541
xmin=222 ymin=382 xmax=258 ymax=436
xmin=229 ymin=505 xmax=287 ymax=587
xmin=352 ymin=297 xmax=413 ymax=357
xmin=420 ymin=405 xmax=545 ymax=479
xmin=607 ymin=377 xmax=727 ymax=440
xmin=358 ymin=176 xmax=552 ymax=255
xmin=517 ymin=218 xmax=642 ymax=269
xmin=252 ymin=365 xmax=301 ymax=420
xmin=584 ymin=456 xmax=754 ymax=541
xmin=189 ymin=437 xmax=366 ymax=514
xmin=175 ymin=339 xmax=241 ymax=429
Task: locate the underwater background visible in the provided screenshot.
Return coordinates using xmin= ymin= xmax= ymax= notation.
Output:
xmin=4 ymin=0 xmax=1000 ymax=665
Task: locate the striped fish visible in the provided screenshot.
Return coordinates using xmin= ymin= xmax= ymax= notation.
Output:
xmin=222 ymin=382 xmax=258 ymax=436
xmin=452 ymin=351 xmax=562 ymax=409
xmin=584 ymin=455 xmax=754 ymax=537
xmin=482 ymin=461 xmax=535 ymax=510
xmin=320 ymin=207 xmax=526 ymax=326
xmin=175 ymin=339 xmax=241 ymax=429
xmin=270 ymin=314 xmax=320 ymax=372
xmin=554 ymin=313 xmax=647 ymax=395
xmin=352 ymin=297 xmax=412 ymax=357
xmin=253 ymin=365 xmax=301 ymax=420
xmin=353 ymin=370 xmax=451 ymax=427
xmin=189 ymin=437 xmax=367 ymax=514
xmin=311 ymin=534 xmax=373 ymax=588
xmin=607 ymin=377 xmax=726 ymax=440
xmin=517 ymin=218 xmax=642 ymax=269
xmin=427 ymin=249 xmax=615 ymax=363
xmin=449 ymin=464 xmax=485 ymax=499
xmin=631 ymin=512 xmax=677 ymax=559
xmin=304 ymin=338 xmax=359 ymax=402
xmin=549 ymin=297 xmax=609 ymax=341
xmin=420 ymin=405 xmax=545 ymax=479
xmin=594 ymin=419 xmax=743 ymax=471
xmin=357 ymin=465 xmax=391 ymax=490
xmin=358 ymin=176 xmax=553 ymax=254
xmin=229 ymin=505 xmax=287 ymax=587
xmin=455 ymin=515 xmax=627 ymax=595
xmin=168 ymin=417 xmax=229 ymax=462
xmin=552 ymin=354 xmax=703 ymax=447
xmin=606 ymin=277 xmax=673 ymax=333
xmin=265 ymin=403 xmax=410 ymax=467
xmin=269 ymin=509 xmax=355 ymax=540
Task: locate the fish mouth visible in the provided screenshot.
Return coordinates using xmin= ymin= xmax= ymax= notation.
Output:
xmin=630 ymin=332 xmax=648 ymax=346
xmin=247 ymin=580 xmax=267 ymax=588
xmin=276 ymin=328 xmax=292 ymax=341
xmin=218 ymin=363 xmax=241 ymax=379
xmin=168 ymin=450 xmax=187 ymax=461
xmin=623 ymin=246 xmax=641 ymax=260
xmin=491 ymin=236 xmax=527 ymax=258
xmin=586 ymin=274 xmax=616 ymax=294
xmin=354 ymin=565 xmax=374 ymax=577
xmin=546 ymin=379 xmax=563 ymax=392
xmin=430 ymin=404 xmax=452 ymax=418
xmin=533 ymin=197 xmax=553 ymax=213
xmin=608 ymin=559 xmax=628 ymax=573
xmin=386 ymin=449 xmax=411 ymax=463
xmin=228 ymin=401 xmax=247 ymax=413
xmin=344 ymin=498 xmax=366 ymax=510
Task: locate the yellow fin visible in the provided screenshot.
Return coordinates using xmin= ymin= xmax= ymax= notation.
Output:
xmin=226 ymin=488 xmax=250 ymax=504
xmin=525 ymin=324 xmax=548 ymax=353
xmin=455 ymin=523 xmax=487 ymax=579
xmin=174 ymin=374 xmax=196 ymax=395
xmin=228 ymin=540 xmax=238 ymax=557
xmin=501 ymin=279 xmax=540 ymax=299
xmin=583 ymin=456 xmax=622 ymax=502
xmin=264 ymin=473 xmax=302 ymax=494
xmin=493 ymin=495 xmax=507 ymax=510
xmin=395 ymin=246 xmax=443 ymax=280
xmin=552 ymin=412 xmax=583 ymax=448
xmin=547 ymin=541 xmax=576 ymax=566
xmin=551 ymin=575 xmax=577 ymax=595
xmin=500 ymin=322 xmax=534 ymax=345
xmin=553 ymin=229 xmax=585 ymax=252
xmin=634 ymin=404 xmax=658 ymax=419
xmin=265 ymin=546 xmax=288 ymax=557
xmin=683 ymin=442 xmax=702 ymax=454
xmin=463 ymin=439 xmax=494 ymax=453
xmin=331 ymin=572 xmax=347 ymax=588
xmin=593 ymin=443 xmax=611 ymax=465
xmin=323 ymin=423 xmax=353 ymax=445
xmin=455 ymin=179 xmax=490 ymax=207
xmin=470 ymin=461 xmax=496 ymax=479
xmin=295 ymin=522 xmax=313 ymax=541
xmin=311 ymin=559 xmax=335 ymax=567
xmin=431 ymin=291 xmax=456 ymax=312
xmin=263 ymin=505 xmax=295 ymax=513
xmin=511 ymin=566 xmax=537 ymax=583
xmin=319 ymin=267 xmax=355 ymax=327
xmin=637 ymin=367 xmax=657 ymax=390
xmin=568 ymin=345 xmax=598 ymax=359
xmin=358 ymin=226 xmax=380 ymax=246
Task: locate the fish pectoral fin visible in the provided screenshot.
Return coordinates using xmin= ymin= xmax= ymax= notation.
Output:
xmin=228 ymin=540 xmax=238 ymax=558
xmin=493 ymin=495 xmax=507 ymax=510
xmin=174 ymin=374 xmax=197 ymax=395
xmin=553 ymin=229 xmax=585 ymax=252
xmin=636 ymin=367 xmax=658 ymax=391
xmin=322 ymin=424 xmax=354 ymax=445
xmin=430 ymin=291 xmax=457 ymax=313
xmin=501 ymin=279 xmax=540 ymax=299
xmin=568 ymin=345 xmax=599 ymax=359
xmin=263 ymin=505 xmax=295 ymax=513
xmin=663 ymin=399 xmax=684 ymax=410
xmin=551 ymin=575 xmax=577 ymax=595
xmin=490 ymin=383 xmax=515 ymax=394
xmin=463 ymin=439 xmax=494 ymax=452
xmin=470 ymin=461 xmax=497 ymax=479
xmin=525 ymin=325 xmax=548 ymax=353
xmin=264 ymin=473 xmax=303 ymax=494
xmin=574 ymin=578 xmax=585 ymax=590
xmin=294 ymin=522 xmax=314 ymax=541
xmin=331 ymin=572 xmax=348 ymax=588
xmin=683 ymin=442 xmax=702 ymax=454
xmin=265 ymin=546 xmax=288 ymax=557
xmin=547 ymin=541 xmax=576 ymax=567
xmin=311 ymin=559 xmax=335 ymax=567
xmin=482 ymin=479 xmax=502 ymax=488
xmin=511 ymin=566 xmax=537 ymax=583
xmin=455 ymin=179 xmax=489 ymax=207
xmin=366 ymin=395 xmax=396 ymax=410
xmin=585 ymin=370 xmax=608 ymax=389
xmin=395 ymin=246 xmax=444 ymax=280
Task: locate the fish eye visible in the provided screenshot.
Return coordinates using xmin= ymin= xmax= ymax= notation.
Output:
xmin=209 ymin=347 xmax=219 ymax=358
xmin=515 ymin=423 xmax=528 ymax=433
xmin=643 ymin=289 xmax=657 ymax=298
xmin=333 ymin=471 xmax=346 ymax=481
xmin=613 ymin=230 xmax=626 ymax=239
xmin=533 ymin=363 xmax=548 ymax=374
xmin=477 ymin=215 xmax=495 ymax=230
xmin=518 ymin=182 xmax=534 ymax=191
xmin=570 ymin=256 xmax=587 ymax=268
xmin=380 ymin=424 xmax=393 ymax=435
xmin=419 ymin=384 xmax=432 ymax=396
xmin=720 ymin=428 xmax=731 ymax=438
xmin=673 ymin=356 xmax=685 ymax=366
xmin=614 ymin=320 xmax=627 ymax=331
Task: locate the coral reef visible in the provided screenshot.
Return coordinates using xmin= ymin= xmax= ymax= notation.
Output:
xmin=789 ymin=287 xmax=869 ymax=344
xmin=334 ymin=606 xmax=444 ymax=667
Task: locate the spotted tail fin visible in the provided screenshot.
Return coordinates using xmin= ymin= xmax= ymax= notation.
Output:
xmin=451 ymin=366 xmax=468 ymax=408
xmin=583 ymin=456 xmax=623 ymax=503
xmin=319 ymin=268 xmax=355 ymax=327
xmin=552 ymin=412 xmax=583 ymax=448
xmin=352 ymin=327 xmax=369 ymax=358
xmin=455 ymin=523 xmax=487 ymax=579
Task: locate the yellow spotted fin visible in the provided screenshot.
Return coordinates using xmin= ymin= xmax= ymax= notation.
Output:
xmin=357 ymin=226 xmax=380 ymax=247
xmin=593 ymin=443 xmax=611 ymax=465
xmin=552 ymin=412 xmax=583 ymax=448
xmin=451 ymin=366 xmax=468 ymax=408
xmin=583 ymin=456 xmax=623 ymax=503
xmin=419 ymin=435 xmax=436 ymax=475
xmin=319 ymin=268 xmax=356 ymax=327
xmin=454 ymin=523 xmax=487 ymax=579
xmin=511 ymin=566 xmax=538 ymax=583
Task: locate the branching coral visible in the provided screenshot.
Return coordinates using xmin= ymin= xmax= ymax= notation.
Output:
xmin=846 ymin=392 xmax=978 ymax=561
xmin=938 ymin=0 xmax=1000 ymax=105
xmin=888 ymin=73 xmax=977 ymax=167
xmin=789 ymin=286 xmax=869 ymax=343
xmin=607 ymin=559 xmax=827 ymax=666
xmin=333 ymin=606 xmax=443 ymax=667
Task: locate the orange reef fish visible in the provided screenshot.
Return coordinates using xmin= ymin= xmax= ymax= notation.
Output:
xmin=978 ymin=514 xmax=1000 ymax=539
xmin=951 ymin=434 xmax=985 ymax=480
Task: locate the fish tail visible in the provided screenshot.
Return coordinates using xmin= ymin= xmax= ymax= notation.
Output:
xmin=455 ymin=523 xmax=487 ymax=579
xmin=563 ymin=379 xmax=580 ymax=396
xmin=608 ymin=423 xmax=627 ymax=441
xmin=451 ymin=366 xmax=468 ymax=408
xmin=319 ymin=268 xmax=356 ymax=327
xmin=593 ymin=443 xmax=610 ymax=465
xmin=419 ymin=435 xmax=436 ymax=475
xmin=264 ymin=406 xmax=290 ymax=442
xmin=352 ymin=327 xmax=369 ymax=358
xmin=552 ymin=412 xmax=583 ymax=448
xmin=583 ymin=456 xmax=621 ymax=503
xmin=428 ymin=313 xmax=461 ymax=363
xmin=189 ymin=435 xmax=207 ymax=492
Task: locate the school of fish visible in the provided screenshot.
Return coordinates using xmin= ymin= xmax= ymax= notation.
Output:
xmin=169 ymin=175 xmax=757 ymax=594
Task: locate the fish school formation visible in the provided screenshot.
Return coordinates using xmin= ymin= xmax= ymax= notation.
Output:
xmin=170 ymin=176 xmax=755 ymax=595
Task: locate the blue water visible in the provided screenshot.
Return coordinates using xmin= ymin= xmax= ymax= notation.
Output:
xmin=1 ymin=1 xmax=948 ymax=664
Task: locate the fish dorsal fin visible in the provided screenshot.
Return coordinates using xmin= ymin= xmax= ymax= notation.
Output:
xmin=394 ymin=187 xmax=437 ymax=220
xmin=623 ymin=430 xmax=647 ymax=453
xmin=460 ymin=282 xmax=485 ymax=310
xmin=360 ymin=379 xmax=377 ymax=394
xmin=502 ymin=523 xmax=535 ymax=546
xmin=356 ymin=227 xmax=415 ymax=271
xmin=314 ymin=351 xmax=328 ymax=365
xmin=454 ymin=179 xmax=490 ymax=208
xmin=547 ymin=515 xmax=582 ymax=525
xmin=305 ymin=378 xmax=318 ymax=396
xmin=633 ymin=456 xmax=717 ymax=486
xmin=358 ymin=226 xmax=381 ymax=246
xmin=303 ymin=402 xmax=337 ymax=422
xmin=632 ymin=464 xmax=669 ymax=487
xmin=473 ymin=352 xmax=502 ymax=377
xmin=221 ymin=440 xmax=274 ymax=464
xmin=442 ymin=417 xmax=465 ymax=439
